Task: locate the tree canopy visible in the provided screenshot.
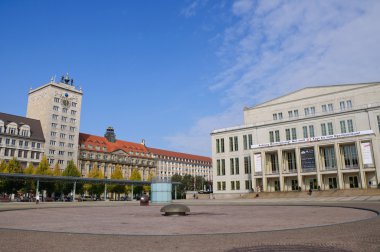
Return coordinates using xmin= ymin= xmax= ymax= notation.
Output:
xmin=35 ymin=155 xmax=51 ymax=175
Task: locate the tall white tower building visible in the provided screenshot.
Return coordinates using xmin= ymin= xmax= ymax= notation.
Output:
xmin=26 ymin=74 xmax=83 ymax=169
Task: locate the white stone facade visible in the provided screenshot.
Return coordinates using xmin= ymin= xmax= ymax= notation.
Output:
xmin=212 ymin=82 xmax=380 ymax=197
xmin=27 ymin=81 xmax=83 ymax=170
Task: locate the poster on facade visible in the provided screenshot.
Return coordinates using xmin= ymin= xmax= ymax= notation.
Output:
xmin=361 ymin=142 xmax=373 ymax=165
xmin=300 ymin=148 xmax=315 ymax=169
xmin=254 ymin=153 xmax=262 ymax=172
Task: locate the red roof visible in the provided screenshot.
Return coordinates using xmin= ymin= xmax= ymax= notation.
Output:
xmin=79 ymin=133 xmax=152 ymax=158
xmin=148 ymin=147 xmax=211 ymax=164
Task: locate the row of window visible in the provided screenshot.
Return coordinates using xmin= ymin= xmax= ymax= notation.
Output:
xmin=51 ymin=114 xmax=76 ymax=123
xmin=269 ymin=119 xmax=354 ymax=143
xmin=51 ymin=123 xmax=76 ymax=132
xmin=216 ymin=180 xmax=252 ymax=191
xmin=0 ymin=138 xmax=41 ymax=149
xmin=54 ymin=97 xmax=77 ymax=107
xmin=273 ymin=100 xmax=353 ymax=121
xmin=50 ymin=132 xmax=75 ymax=140
xmin=2 ymin=148 xmax=41 ymax=159
xmin=49 ymin=140 xmax=74 ymax=148
xmin=157 ymin=155 xmax=210 ymax=164
xmin=0 ymin=124 xmax=30 ymax=137
xmin=48 ymin=149 xmax=74 ymax=157
xmin=216 ymin=157 xmax=252 ymax=176
xmin=52 ymin=106 xmax=77 ymax=115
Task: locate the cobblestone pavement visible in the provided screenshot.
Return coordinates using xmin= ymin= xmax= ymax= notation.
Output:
xmin=0 ymin=198 xmax=379 ymax=252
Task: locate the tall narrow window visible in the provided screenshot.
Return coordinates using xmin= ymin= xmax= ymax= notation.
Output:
xmin=269 ymin=131 xmax=274 ymax=143
xmin=321 ymin=123 xmax=327 ymax=136
xmin=347 ymin=119 xmax=354 ymax=132
xmin=234 ymin=136 xmax=238 ymax=151
xmin=243 ymin=135 xmax=248 ymax=150
xmin=322 ymin=104 xmax=327 ymax=112
xmin=347 ymin=100 xmax=352 ymax=109
xmin=216 ymin=139 xmax=220 ymax=153
xmin=327 ymin=122 xmax=334 ymax=135
xmin=221 ymin=138 xmax=225 ymax=152
xmin=303 ymin=126 xmax=308 ymax=138
xmin=216 ymin=160 xmax=220 ymax=176
xmin=275 ymin=130 xmax=280 ymax=142
xmin=235 ymin=158 xmax=239 ymax=174
xmin=377 ymin=115 xmax=380 ymax=132
xmin=342 ymin=145 xmax=358 ymax=168
xmin=278 ymin=112 xmax=283 ymax=120
xmin=310 ymin=107 xmax=315 ymax=115
xmin=221 ymin=159 xmax=225 ymax=175
xmin=248 ymin=134 xmax=253 ymax=149
xmin=229 ymin=137 xmax=233 ymax=152
xmin=288 ymin=111 xmax=293 ymax=118
xmin=273 ymin=114 xmax=277 ymax=120
xmin=230 ymin=158 xmax=234 ymax=175
xmin=294 ymin=110 xmax=299 ymax=117
xmin=340 ymin=101 xmax=346 ymax=111
xmin=304 ymin=108 xmax=310 ymax=116
xmin=328 ymin=103 xmax=333 ymax=112
xmin=309 ymin=125 xmax=315 ymax=137
xmin=291 ymin=128 xmax=297 ymax=140
xmin=285 ymin=129 xmax=291 ymax=141
xmin=340 ymin=121 xmax=346 ymax=133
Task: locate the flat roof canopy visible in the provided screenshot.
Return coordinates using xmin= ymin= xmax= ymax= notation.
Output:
xmin=0 ymin=173 xmax=180 ymax=185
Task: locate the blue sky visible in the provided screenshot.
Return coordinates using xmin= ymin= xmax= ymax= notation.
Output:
xmin=1 ymin=0 xmax=380 ymax=156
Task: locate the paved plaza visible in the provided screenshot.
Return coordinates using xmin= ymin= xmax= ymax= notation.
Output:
xmin=0 ymin=197 xmax=379 ymax=251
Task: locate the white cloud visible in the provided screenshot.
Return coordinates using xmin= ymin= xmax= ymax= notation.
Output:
xmin=169 ymin=0 xmax=380 ymax=156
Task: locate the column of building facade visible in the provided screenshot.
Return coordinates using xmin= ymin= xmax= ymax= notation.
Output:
xmin=277 ymin=149 xmax=284 ymax=191
xmin=334 ymin=142 xmax=344 ymax=189
xmin=314 ymin=145 xmax=322 ymax=189
xmin=295 ymin=147 xmax=303 ymax=190
xmin=261 ymin=151 xmax=267 ymax=191
xmin=355 ymin=140 xmax=367 ymax=189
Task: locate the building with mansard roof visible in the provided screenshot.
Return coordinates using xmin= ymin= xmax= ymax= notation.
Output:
xmin=78 ymin=127 xmax=156 ymax=180
xmin=211 ymin=82 xmax=380 ymax=198
xmin=0 ymin=112 xmax=45 ymax=167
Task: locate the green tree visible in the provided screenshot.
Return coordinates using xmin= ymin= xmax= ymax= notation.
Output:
xmin=110 ymin=165 xmax=125 ymax=200
xmin=128 ymin=168 xmax=142 ymax=197
xmin=4 ymin=157 xmax=22 ymax=173
xmin=84 ymin=165 xmax=104 ymax=198
xmin=171 ymin=173 xmax=184 ymax=199
xmin=23 ymin=163 xmax=36 ymax=194
xmin=1 ymin=158 xmax=23 ymax=194
xmin=62 ymin=160 xmax=82 ymax=195
xmin=52 ymin=163 xmax=61 ymax=176
xmin=0 ymin=160 xmax=6 ymax=172
xmin=35 ymin=155 xmax=51 ymax=175
xmin=143 ymin=171 xmax=154 ymax=194
xmin=35 ymin=156 xmax=53 ymax=196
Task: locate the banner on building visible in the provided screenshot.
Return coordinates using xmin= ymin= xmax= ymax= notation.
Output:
xmin=254 ymin=153 xmax=262 ymax=172
xmin=361 ymin=142 xmax=373 ymax=165
xmin=301 ymin=148 xmax=315 ymax=169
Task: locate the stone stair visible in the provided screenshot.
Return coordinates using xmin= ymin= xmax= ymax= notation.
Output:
xmin=242 ymin=188 xmax=380 ymax=199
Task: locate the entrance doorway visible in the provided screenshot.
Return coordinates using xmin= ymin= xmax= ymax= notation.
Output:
xmin=274 ymin=180 xmax=280 ymax=191
xmin=291 ymin=179 xmax=298 ymax=191
xmin=328 ymin=177 xmax=337 ymax=189
xmin=306 ymin=178 xmax=318 ymax=190
xmin=349 ymin=176 xmax=359 ymax=188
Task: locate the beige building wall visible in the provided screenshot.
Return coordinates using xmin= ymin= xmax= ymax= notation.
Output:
xmin=27 ymin=81 xmax=83 ymax=170
xmin=212 ymin=82 xmax=380 ymax=197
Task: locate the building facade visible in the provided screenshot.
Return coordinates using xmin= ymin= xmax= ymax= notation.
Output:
xmin=148 ymin=147 xmax=212 ymax=182
xmin=212 ymin=83 xmax=380 ymax=197
xmin=26 ymin=74 xmax=83 ymax=170
xmin=78 ymin=127 xmax=156 ymax=180
xmin=0 ymin=112 xmax=45 ymax=167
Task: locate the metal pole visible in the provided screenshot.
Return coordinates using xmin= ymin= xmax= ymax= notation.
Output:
xmin=104 ymin=183 xmax=107 ymax=201
xmin=174 ymin=185 xmax=177 ymax=200
xmin=131 ymin=184 xmax=134 ymax=199
xmin=72 ymin=181 xmax=76 ymax=202
xmin=36 ymin=180 xmax=39 ymax=196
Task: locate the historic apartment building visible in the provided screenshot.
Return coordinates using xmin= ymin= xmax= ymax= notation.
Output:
xmin=211 ymin=82 xmax=380 ymax=197
xmin=78 ymin=127 xmax=156 ymax=180
xmin=26 ymin=74 xmax=83 ymax=170
xmin=148 ymin=147 xmax=212 ymax=181
xmin=0 ymin=112 xmax=45 ymax=167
